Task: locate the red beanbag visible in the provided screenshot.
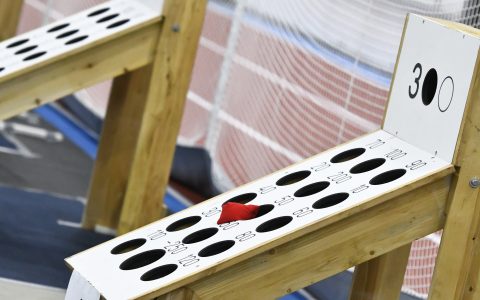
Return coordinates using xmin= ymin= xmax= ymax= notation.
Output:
xmin=217 ymin=202 xmax=260 ymax=224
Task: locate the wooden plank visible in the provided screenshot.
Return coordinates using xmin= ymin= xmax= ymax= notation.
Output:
xmin=0 ymin=22 xmax=159 ymax=120
xmin=349 ymin=244 xmax=411 ymax=300
xmin=117 ymin=0 xmax=207 ymax=234
xmin=0 ymin=0 xmax=22 ymax=40
xmin=144 ymin=177 xmax=451 ymax=300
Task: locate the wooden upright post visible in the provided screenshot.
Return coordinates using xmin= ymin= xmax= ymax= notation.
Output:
xmin=83 ymin=0 xmax=207 ymax=234
xmin=349 ymin=244 xmax=411 ymax=300
xmin=0 ymin=0 xmax=22 ymax=40
xmin=428 ymin=44 xmax=480 ymax=299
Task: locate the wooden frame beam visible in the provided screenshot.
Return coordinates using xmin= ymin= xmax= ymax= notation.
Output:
xmin=0 ymin=20 xmax=160 ymax=120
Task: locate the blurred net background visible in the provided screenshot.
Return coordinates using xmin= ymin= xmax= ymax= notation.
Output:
xmin=17 ymin=0 xmax=480 ymax=298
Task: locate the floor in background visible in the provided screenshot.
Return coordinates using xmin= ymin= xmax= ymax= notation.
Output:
xmin=0 ymin=185 xmax=112 ymax=288
xmin=0 ymin=114 xmax=93 ymax=198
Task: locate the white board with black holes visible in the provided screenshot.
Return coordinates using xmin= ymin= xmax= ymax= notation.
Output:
xmin=66 ymin=130 xmax=451 ymax=300
xmin=0 ymin=0 xmax=159 ymax=78
xmin=384 ymin=14 xmax=480 ymax=163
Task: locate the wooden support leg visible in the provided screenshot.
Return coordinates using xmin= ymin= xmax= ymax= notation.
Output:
xmin=429 ymin=156 xmax=480 ymax=300
xmin=83 ymin=65 xmax=154 ymax=230
xmin=0 ymin=0 xmax=22 ymax=40
xmin=117 ymin=0 xmax=206 ymax=234
xmin=83 ymin=0 xmax=207 ymax=233
xmin=349 ymin=243 xmax=411 ymax=300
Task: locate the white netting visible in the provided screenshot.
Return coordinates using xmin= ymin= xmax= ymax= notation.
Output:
xmin=19 ymin=0 xmax=480 ymax=298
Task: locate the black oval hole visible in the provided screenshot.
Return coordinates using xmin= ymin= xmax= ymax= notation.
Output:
xmin=111 ymin=238 xmax=146 ymax=255
xmin=23 ymin=52 xmax=46 ymax=61
xmin=107 ymin=19 xmax=130 ymax=29
xmin=141 ymin=264 xmax=178 ymax=281
xmin=369 ymin=169 xmax=407 ymax=185
xmin=47 ymin=23 xmax=69 ymax=33
xmin=7 ymin=39 xmax=29 ymax=48
xmin=65 ymin=35 xmax=89 ymax=45
xmin=422 ymin=68 xmax=438 ymax=106
xmin=313 ymin=193 xmax=349 ymax=209
xmin=47 ymin=23 xmax=70 ymax=32
xmin=256 ymin=216 xmax=293 ymax=233
xmin=97 ymin=13 xmax=119 ymax=23
xmin=119 ymin=249 xmax=165 ymax=270
xmin=166 ymin=216 xmax=201 ymax=232
xmin=223 ymin=193 xmax=257 ymax=205
xmin=276 ymin=170 xmax=311 ymax=186
xmin=56 ymin=29 xmax=79 ymax=39
xmin=255 ymin=204 xmax=274 ymax=218
xmin=14 ymin=45 xmax=37 ymax=55
xmin=198 ymin=240 xmax=235 ymax=257
xmin=331 ymin=148 xmax=366 ymax=163
xmin=294 ymin=181 xmax=330 ymax=197
xmin=350 ymin=158 xmax=386 ymax=174
xmin=182 ymin=227 xmax=219 ymax=244
xmin=88 ymin=7 xmax=110 ymax=17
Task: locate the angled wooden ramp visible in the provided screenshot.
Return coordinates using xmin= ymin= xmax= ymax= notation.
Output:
xmin=0 ymin=0 xmax=207 ymax=234
xmin=65 ymin=14 xmax=480 ymax=300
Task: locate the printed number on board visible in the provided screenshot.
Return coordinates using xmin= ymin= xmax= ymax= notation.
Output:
xmin=235 ymin=231 xmax=256 ymax=242
xmin=164 ymin=241 xmax=188 ymax=255
xmin=275 ymin=195 xmax=295 ymax=206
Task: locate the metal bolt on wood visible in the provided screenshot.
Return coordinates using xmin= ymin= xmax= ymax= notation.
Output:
xmin=470 ymin=177 xmax=480 ymax=188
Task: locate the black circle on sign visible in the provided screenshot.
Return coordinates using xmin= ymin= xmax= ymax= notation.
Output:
xmin=56 ymin=29 xmax=79 ymax=39
xmin=256 ymin=216 xmax=293 ymax=233
xmin=421 ymin=68 xmax=438 ymax=106
xmin=350 ymin=158 xmax=386 ymax=174
xmin=293 ymin=181 xmax=330 ymax=197
xmin=111 ymin=238 xmax=146 ymax=255
xmin=330 ymin=148 xmax=366 ymax=163
xmin=182 ymin=227 xmax=219 ymax=244
xmin=198 ymin=240 xmax=235 ymax=257
xmin=65 ymin=35 xmax=89 ymax=45
xmin=223 ymin=192 xmax=257 ymax=205
xmin=369 ymin=169 xmax=407 ymax=185
xmin=15 ymin=45 xmax=38 ymax=55
xmin=88 ymin=7 xmax=110 ymax=17
xmin=107 ymin=19 xmax=130 ymax=29
xmin=276 ymin=170 xmax=311 ymax=186
xmin=47 ymin=23 xmax=69 ymax=33
xmin=7 ymin=39 xmax=29 ymax=48
xmin=23 ymin=51 xmax=46 ymax=61
xmin=166 ymin=216 xmax=201 ymax=232
xmin=313 ymin=193 xmax=349 ymax=209
xmin=119 ymin=249 xmax=166 ymax=270
xmin=141 ymin=264 xmax=178 ymax=281
xmin=438 ymin=76 xmax=454 ymax=112
xmin=254 ymin=204 xmax=274 ymax=218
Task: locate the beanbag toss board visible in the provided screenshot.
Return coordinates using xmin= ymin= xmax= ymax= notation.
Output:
xmin=64 ymin=14 xmax=480 ymax=300
xmin=0 ymin=0 xmax=207 ymax=235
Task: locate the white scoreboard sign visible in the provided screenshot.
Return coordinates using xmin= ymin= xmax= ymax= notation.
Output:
xmin=384 ymin=14 xmax=480 ymax=162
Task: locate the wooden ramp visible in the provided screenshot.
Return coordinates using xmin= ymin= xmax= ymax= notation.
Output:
xmin=62 ymin=12 xmax=480 ymax=300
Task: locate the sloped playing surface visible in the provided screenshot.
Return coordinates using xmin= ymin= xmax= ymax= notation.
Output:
xmin=66 ymin=130 xmax=451 ymax=299
xmin=0 ymin=0 xmax=159 ymax=79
